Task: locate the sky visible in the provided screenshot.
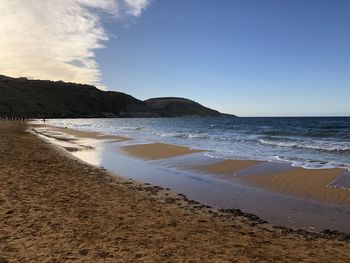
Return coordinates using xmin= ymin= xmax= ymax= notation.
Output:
xmin=1 ymin=0 xmax=350 ymax=116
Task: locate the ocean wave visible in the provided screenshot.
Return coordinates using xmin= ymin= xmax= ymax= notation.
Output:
xmin=262 ymin=130 xmax=299 ymax=137
xmin=152 ymin=132 xmax=209 ymax=140
xmin=262 ymin=128 xmax=350 ymax=139
xmin=323 ymin=124 xmax=349 ymax=129
xmin=258 ymin=139 xmax=350 ymax=153
xmin=75 ymin=124 xmax=92 ymax=127
xmin=275 ymin=156 xmax=350 ymax=170
xmin=175 ymin=133 xmax=209 ymax=139
xmin=204 ymin=153 xmax=350 ymax=171
xmin=120 ymin=126 xmax=144 ymax=131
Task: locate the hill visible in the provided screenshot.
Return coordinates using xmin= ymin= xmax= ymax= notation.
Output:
xmin=145 ymin=97 xmax=233 ymax=117
xmin=0 ymin=75 xmax=233 ymax=118
xmin=0 ymin=75 xmax=156 ymax=118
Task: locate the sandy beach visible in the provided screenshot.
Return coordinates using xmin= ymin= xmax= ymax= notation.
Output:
xmin=188 ymin=158 xmax=350 ymax=205
xmin=121 ymin=142 xmax=205 ymax=160
xmin=243 ymin=168 xmax=350 ymax=204
xmin=1 ymin=122 xmax=350 ymax=262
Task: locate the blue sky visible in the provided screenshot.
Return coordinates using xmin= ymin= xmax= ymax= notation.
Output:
xmin=1 ymin=0 xmax=349 ymax=116
xmin=96 ymin=0 xmax=350 ymax=117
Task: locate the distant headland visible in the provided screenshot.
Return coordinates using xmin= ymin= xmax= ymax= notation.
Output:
xmin=0 ymin=75 xmax=235 ymax=118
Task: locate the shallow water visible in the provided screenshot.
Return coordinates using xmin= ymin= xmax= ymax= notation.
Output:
xmin=45 ymin=117 xmax=350 ymax=170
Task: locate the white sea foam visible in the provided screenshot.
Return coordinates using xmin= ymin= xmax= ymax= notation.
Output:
xmin=259 ymin=138 xmax=350 ymax=153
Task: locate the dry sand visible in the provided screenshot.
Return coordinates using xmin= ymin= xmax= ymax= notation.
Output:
xmin=1 ymin=122 xmax=350 ymax=262
xmin=194 ymin=160 xmax=261 ymax=175
xmin=243 ymin=168 xmax=350 ymax=204
xmin=121 ymin=142 xmax=206 ymax=160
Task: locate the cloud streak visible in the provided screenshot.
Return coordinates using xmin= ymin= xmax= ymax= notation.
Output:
xmin=0 ymin=0 xmax=150 ymax=89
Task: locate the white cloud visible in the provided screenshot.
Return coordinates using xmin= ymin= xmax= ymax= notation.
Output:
xmin=122 ymin=0 xmax=150 ymax=16
xmin=0 ymin=0 xmax=150 ymax=89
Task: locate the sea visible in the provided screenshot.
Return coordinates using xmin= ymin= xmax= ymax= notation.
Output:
xmin=46 ymin=117 xmax=350 ymax=171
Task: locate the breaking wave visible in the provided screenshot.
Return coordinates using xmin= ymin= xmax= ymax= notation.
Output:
xmin=259 ymin=138 xmax=350 ymax=154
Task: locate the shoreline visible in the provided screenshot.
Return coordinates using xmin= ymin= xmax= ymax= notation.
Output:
xmin=31 ymin=123 xmax=350 ymax=231
xmin=42 ymin=117 xmax=350 ymax=172
xmin=37 ymin=122 xmax=350 ymax=205
xmin=1 ymin=121 xmax=350 ymax=261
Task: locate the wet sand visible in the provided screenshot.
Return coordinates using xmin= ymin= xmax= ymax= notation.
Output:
xmin=34 ymin=124 xmax=130 ymax=141
xmin=1 ymin=122 xmax=350 ymax=261
xmin=121 ymin=142 xmax=206 ymax=160
xmin=34 ymin=123 xmax=350 ymax=230
xmin=190 ymin=159 xmax=350 ymax=205
xmin=193 ymin=159 xmax=261 ymax=175
xmin=243 ymin=168 xmax=350 ymax=204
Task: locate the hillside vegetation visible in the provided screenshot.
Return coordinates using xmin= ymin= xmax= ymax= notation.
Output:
xmin=145 ymin=97 xmax=229 ymax=117
xmin=0 ymin=75 xmax=233 ymax=118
